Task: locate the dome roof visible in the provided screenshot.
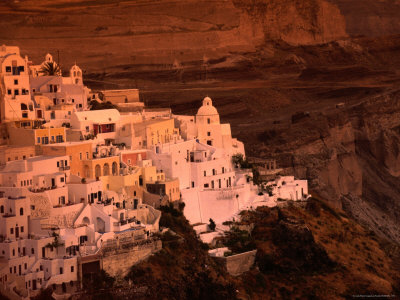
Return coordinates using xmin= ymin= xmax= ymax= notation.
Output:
xmin=197 ymin=97 xmax=218 ymax=116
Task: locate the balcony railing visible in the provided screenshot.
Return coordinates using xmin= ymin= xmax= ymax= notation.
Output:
xmin=59 ymin=166 xmax=70 ymax=171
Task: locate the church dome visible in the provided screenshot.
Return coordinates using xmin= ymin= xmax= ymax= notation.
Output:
xmin=197 ymin=96 xmax=218 ymax=116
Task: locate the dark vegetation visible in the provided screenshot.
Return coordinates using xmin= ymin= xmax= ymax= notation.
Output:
xmin=89 ymin=100 xmax=116 ymax=110
xmin=123 ymin=203 xmax=237 ymax=299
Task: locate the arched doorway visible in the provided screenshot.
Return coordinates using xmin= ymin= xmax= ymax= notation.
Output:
xmin=103 ymin=163 xmax=110 ymax=176
xmin=84 ymin=165 xmax=90 ymax=178
xmin=96 ymin=217 xmax=105 ymax=233
xmin=112 ymin=162 xmax=118 ymax=175
xmin=95 ymin=164 xmax=101 ymax=177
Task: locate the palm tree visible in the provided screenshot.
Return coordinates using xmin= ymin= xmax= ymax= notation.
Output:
xmin=39 ymin=61 xmax=61 ymax=76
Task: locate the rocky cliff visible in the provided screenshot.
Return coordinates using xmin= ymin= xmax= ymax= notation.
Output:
xmin=253 ymin=89 xmax=400 ymax=243
xmin=2 ymin=0 xmax=399 ymax=73
xmin=233 ymin=0 xmax=347 ymax=45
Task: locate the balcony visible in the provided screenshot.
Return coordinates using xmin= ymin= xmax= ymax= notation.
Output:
xmin=58 ymin=166 xmax=70 ymax=171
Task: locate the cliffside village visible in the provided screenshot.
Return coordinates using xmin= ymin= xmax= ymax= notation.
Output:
xmin=0 ymin=45 xmax=309 ymax=298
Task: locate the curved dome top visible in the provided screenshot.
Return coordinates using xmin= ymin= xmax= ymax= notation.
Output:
xmin=197 ymin=96 xmax=218 ymax=116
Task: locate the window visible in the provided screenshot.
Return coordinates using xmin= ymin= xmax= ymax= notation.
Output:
xmin=191 ymin=182 xmax=195 ymax=188
xmin=24 ymin=263 xmax=27 ymax=270
xmin=56 ymin=135 xmax=63 ymax=143
xmin=204 ymin=171 xmax=206 ymax=177
xmin=21 ymin=226 xmax=24 ymax=233
xmin=5 ymin=66 xmax=11 ymax=72
xmin=0 ymin=206 xmax=3 ymax=213
xmin=207 ymin=132 xmax=211 ymax=136
xmin=51 ymin=136 xmax=55 ymax=142
xmin=31 ymin=248 xmax=34 ymax=254
xmin=86 ymin=152 xmax=89 ymax=159
xmin=79 ymin=153 xmax=82 ymax=160
xmin=14 ymin=79 xmax=18 ymax=85
xmin=207 ymin=118 xmax=210 ymax=124
xmin=10 ymin=228 xmax=13 ymax=234
xmin=20 ymin=207 xmax=23 ymax=216
xmin=71 ymin=266 xmax=74 ymax=272
xmin=14 ymin=89 xmax=19 ymax=96
xmin=60 ymin=267 xmax=63 ymax=274
xmin=37 ymin=137 xmax=40 ymax=144
xmin=9 ymin=268 xmax=12 ymax=274
xmin=204 ymin=183 xmax=209 ymax=188
xmin=22 ymin=113 xmax=28 ymax=118
xmin=7 ymin=89 xmax=11 ymax=95
xmin=12 ymin=249 xmax=15 ymax=256
xmin=60 ymin=177 xmax=64 ymax=182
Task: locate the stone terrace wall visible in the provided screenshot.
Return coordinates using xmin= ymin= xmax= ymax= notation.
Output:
xmin=101 ymin=239 xmax=162 ymax=278
xmin=215 ymin=249 xmax=257 ymax=276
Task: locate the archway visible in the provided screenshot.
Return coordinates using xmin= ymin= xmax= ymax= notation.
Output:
xmin=84 ymin=165 xmax=90 ymax=178
xmin=103 ymin=163 xmax=110 ymax=176
xmin=95 ymin=165 xmax=101 ymax=177
xmin=112 ymin=162 xmax=118 ymax=175
xmin=96 ymin=217 xmax=105 ymax=233
xmin=82 ymin=217 xmax=90 ymax=225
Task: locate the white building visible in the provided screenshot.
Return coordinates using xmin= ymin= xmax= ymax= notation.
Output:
xmin=30 ymin=62 xmax=90 ymax=112
xmin=267 ymin=176 xmax=309 ymax=201
xmin=70 ymin=109 xmax=120 ymax=142
xmin=0 ymin=45 xmax=36 ymax=121
xmin=174 ymin=96 xmax=245 ymax=155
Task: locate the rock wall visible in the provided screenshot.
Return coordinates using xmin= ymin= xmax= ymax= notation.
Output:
xmin=102 ymin=239 xmax=162 ymax=278
xmin=223 ymin=250 xmax=257 ymax=276
xmin=259 ymin=89 xmax=400 ymax=243
xmin=233 ymin=0 xmax=347 ymax=45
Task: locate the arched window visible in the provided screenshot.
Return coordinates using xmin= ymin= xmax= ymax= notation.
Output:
xmin=19 ymin=207 xmax=23 ymax=216
xmin=112 ymin=162 xmax=118 ymax=175
xmin=20 ymin=103 xmax=28 ymax=110
xmin=95 ymin=165 xmax=101 ymax=177
xmin=103 ymin=163 xmax=110 ymax=176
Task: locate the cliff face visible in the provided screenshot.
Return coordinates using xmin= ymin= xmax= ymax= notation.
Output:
xmin=253 ymin=89 xmax=400 ymax=243
xmin=3 ymin=0 xmax=400 ymax=73
xmin=233 ymin=0 xmax=347 ymax=45
xmin=328 ymin=0 xmax=400 ymax=37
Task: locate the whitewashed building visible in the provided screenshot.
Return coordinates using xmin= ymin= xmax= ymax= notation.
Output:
xmin=0 ymin=45 xmax=36 ymax=121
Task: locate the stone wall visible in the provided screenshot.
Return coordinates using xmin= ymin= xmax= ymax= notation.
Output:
xmin=214 ymin=250 xmax=257 ymax=276
xmin=101 ymin=239 xmax=162 ymax=278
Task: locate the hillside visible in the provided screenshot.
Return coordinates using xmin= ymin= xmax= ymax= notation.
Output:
xmin=77 ymin=201 xmax=400 ymax=299
xmin=2 ymin=0 xmax=400 ymax=73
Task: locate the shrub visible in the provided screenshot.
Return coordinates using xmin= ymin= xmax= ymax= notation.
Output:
xmin=209 ymin=218 xmax=216 ymax=231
